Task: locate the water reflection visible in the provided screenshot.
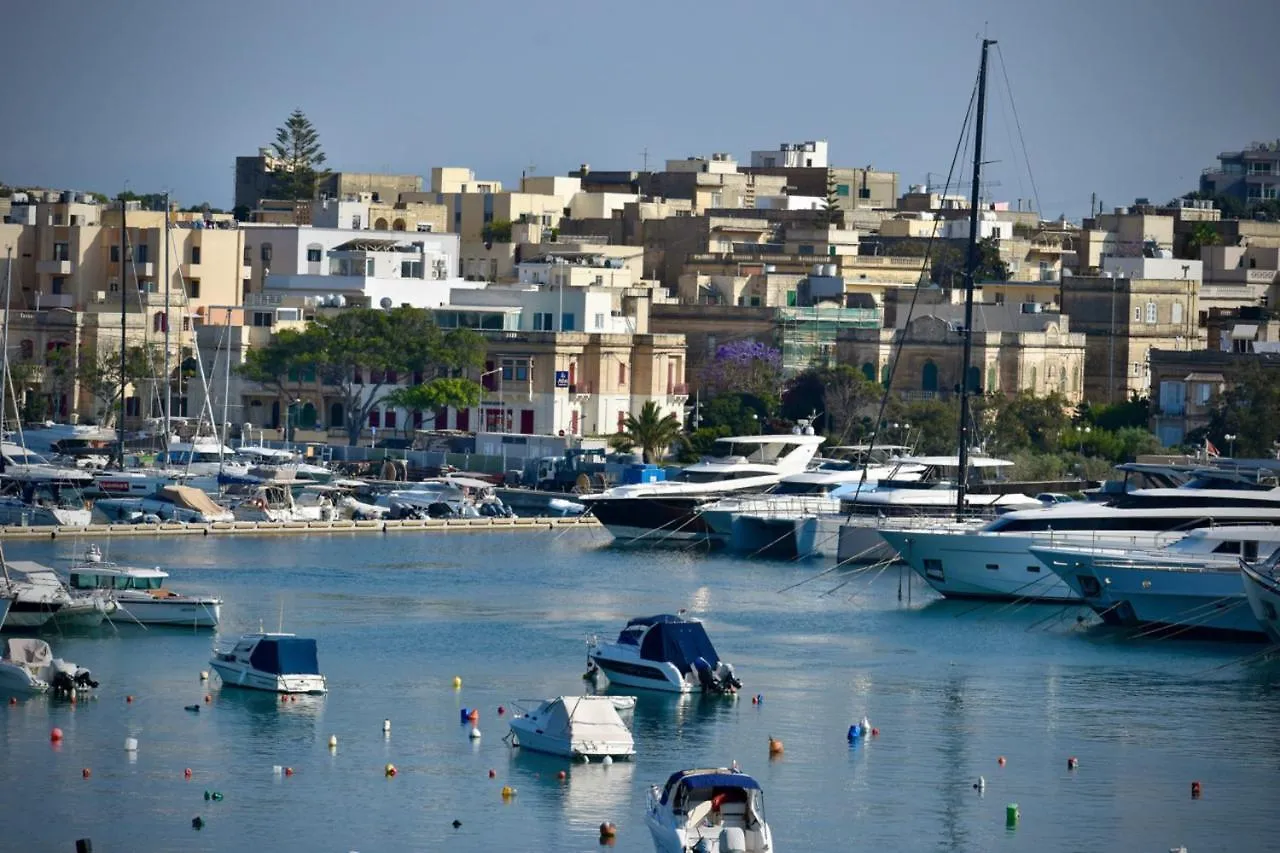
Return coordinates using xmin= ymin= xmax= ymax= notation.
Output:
xmin=210 ymin=687 xmax=325 ymax=750
xmin=504 ymin=748 xmax=637 ymax=830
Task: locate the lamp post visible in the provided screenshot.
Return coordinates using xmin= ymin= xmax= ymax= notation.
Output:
xmin=1078 ymin=425 xmax=1092 ymax=454
xmin=480 ymin=367 xmax=503 ymax=432
xmin=1225 ymin=433 xmax=1236 ymax=459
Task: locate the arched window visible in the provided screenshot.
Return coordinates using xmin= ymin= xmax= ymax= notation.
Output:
xmin=922 ymin=361 xmax=938 ymax=393
xmin=1029 ymin=365 xmax=1037 ymax=390
xmin=153 ymin=311 xmax=167 ymax=333
xmin=374 ymin=218 xmax=389 ymax=231
xmin=880 ymin=365 xmax=891 ymax=387
xmin=1060 ymin=366 xmax=1067 ymax=389
xmin=299 ymin=402 xmax=317 ymax=429
xmin=987 ymin=366 xmax=997 ymax=393
xmin=392 ymin=218 xmax=406 ymax=231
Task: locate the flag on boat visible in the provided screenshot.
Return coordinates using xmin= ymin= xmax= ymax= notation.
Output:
xmin=1205 ymin=439 xmax=1220 ymax=458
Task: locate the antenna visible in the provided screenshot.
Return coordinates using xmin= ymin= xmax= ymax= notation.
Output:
xmin=639 ymin=147 xmax=650 ymax=172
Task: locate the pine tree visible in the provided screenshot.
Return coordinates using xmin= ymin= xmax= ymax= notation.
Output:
xmin=271 ymin=109 xmax=328 ymax=201
xmin=822 ymin=169 xmax=842 ymax=227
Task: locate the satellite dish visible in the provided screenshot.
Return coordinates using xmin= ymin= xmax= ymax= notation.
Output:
xmin=379 ymin=297 xmax=393 ymax=310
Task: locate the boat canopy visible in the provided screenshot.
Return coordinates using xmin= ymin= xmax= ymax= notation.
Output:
xmin=660 ymin=768 xmax=760 ymax=804
xmin=156 ymin=485 xmax=227 ymax=517
xmin=631 ymin=616 xmax=721 ymax=674
xmin=248 ymin=637 xmax=321 ymax=676
xmin=532 ymin=696 xmax=631 ymax=741
xmin=5 ymin=638 xmax=53 ymax=667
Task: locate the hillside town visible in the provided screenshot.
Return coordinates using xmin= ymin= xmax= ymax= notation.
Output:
xmin=2 ymin=118 xmax=1280 ymax=464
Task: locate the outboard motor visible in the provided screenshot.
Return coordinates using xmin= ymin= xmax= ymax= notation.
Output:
xmin=716 ymin=662 xmax=742 ymax=692
xmin=74 ymin=668 xmax=99 ymax=689
xmin=692 ymin=657 xmax=719 ymax=692
xmin=426 ymin=502 xmax=455 ymax=519
xmin=50 ymin=671 xmax=76 ymax=697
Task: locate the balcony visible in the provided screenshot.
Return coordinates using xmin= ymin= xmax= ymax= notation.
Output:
xmin=133 ymin=262 xmax=155 ymax=277
xmin=568 ymin=381 xmax=593 ymax=398
xmin=37 ymin=259 xmax=73 ymax=275
xmin=138 ymin=289 xmax=188 ymax=307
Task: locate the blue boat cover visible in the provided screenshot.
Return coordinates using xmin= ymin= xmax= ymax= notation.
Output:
xmin=639 ymin=619 xmax=720 ymax=674
xmin=660 ymin=769 xmax=760 ymax=804
xmin=248 ymin=638 xmax=321 ymax=675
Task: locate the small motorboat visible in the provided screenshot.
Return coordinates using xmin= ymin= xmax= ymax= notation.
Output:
xmin=587 ymin=613 xmax=741 ymax=695
xmin=507 ymin=695 xmax=636 ymax=760
xmin=645 ymin=766 xmax=773 ymax=853
xmin=68 ymin=545 xmax=222 ymax=628
xmin=209 ymin=633 xmax=326 ymax=694
xmin=2 ymin=561 xmax=115 ymax=630
xmin=0 ymin=638 xmax=99 ymax=695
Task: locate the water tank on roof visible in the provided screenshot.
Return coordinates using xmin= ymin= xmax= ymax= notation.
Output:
xmin=823 ymin=264 xmax=837 ymax=277
xmin=1021 ymin=302 xmax=1043 ymax=314
xmin=764 ymin=264 xmax=777 ymax=273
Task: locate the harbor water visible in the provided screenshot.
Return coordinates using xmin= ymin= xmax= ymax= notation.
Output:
xmin=2 ymin=529 xmax=1279 ymax=852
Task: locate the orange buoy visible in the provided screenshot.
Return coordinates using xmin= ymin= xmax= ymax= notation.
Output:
xmin=1191 ymin=781 xmax=1202 ymax=799
xmin=82 ymin=768 xmax=91 ymax=779
xmin=768 ymin=737 xmax=783 ymax=756
xmin=871 ymin=727 xmax=880 ymax=736
xmin=285 ymin=767 xmax=294 ymax=777
xmin=468 ymin=709 xmax=479 ymax=722
xmin=998 ymin=756 xmax=1006 ymax=766
xmin=50 ymin=728 xmax=64 ymax=742
xmin=557 ymin=770 xmax=567 ymax=781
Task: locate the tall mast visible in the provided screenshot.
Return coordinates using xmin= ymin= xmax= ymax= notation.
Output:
xmin=956 ymin=38 xmax=994 ymax=520
xmin=0 ymin=247 xmax=12 ymax=462
xmin=163 ymin=192 xmax=171 ymax=447
xmin=118 ymin=198 xmax=128 ymax=469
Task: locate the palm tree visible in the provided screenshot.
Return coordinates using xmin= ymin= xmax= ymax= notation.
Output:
xmin=617 ymin=400 xmax=685 ymax=463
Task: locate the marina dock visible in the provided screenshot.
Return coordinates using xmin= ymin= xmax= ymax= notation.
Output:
xmin=0 ymin=515 xmax=600 ymax=539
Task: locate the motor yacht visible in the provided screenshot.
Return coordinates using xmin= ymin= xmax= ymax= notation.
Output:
xmin=1030 ymin=525 xmax=1280 ymax=640
xmin=0 ymin=638 xmax=98 ymax=695
xmin=795 ymin=455 xmax=1041 ymax=563
xmin=375 ymin=477 xmax=513 ymax=520
xmin=645 ymin=767 xmax=772 ymax=853
xmin=95 ymin=484 xmax=234 ymax=524
xmin=587 ymin=613 xmax=741 ymax=695
xmin=209 ymin=632 xmax=327 ymax=694
xmin=1241 ymin=554 xmax=1280 ymax=643
xmin=581 ymin=433 xmax=824 ymax=544
xmin=883 ymin=474 xmax=1280 ymax=603
xmin=698 ymin=445 xmax=920 ymax=556
xmin=228 ymin=476 xmax=336 ymax=523
xmin=507 ymin=695 xmax=636 ymax=760
xmin=0 ymin=469 xmax=94 ymax=527
xmin=68 ymin=545 xmax=222 ymax=628
xmin=2 ymin=561 xmax=114 ymax=630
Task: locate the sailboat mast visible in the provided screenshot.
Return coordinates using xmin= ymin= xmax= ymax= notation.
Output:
xmin=118 ymin=198 xmax=128 ymax=469
xmin=163 ymin=192 xmax=171 ymax=447
xmin=956 ymin=38 xmax=994 ymax=520
xmin=0 ymin=246 xmax=12 ymax=448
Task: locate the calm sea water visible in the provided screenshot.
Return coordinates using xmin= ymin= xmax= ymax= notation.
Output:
xmin=2 ymin=528 xmax=1279 ymax=853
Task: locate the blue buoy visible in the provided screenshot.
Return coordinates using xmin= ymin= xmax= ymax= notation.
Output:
xmin=847 ymin=724 xmax=863 ymax=742
xmin=460 ymin=708 xmax=470 ymax=724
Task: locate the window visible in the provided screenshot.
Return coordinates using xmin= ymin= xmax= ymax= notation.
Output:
xmin=400 ymin=260 xmax=423 ymax=278
xmin=307 ymin=248 xmax=322 ymax=263
xmin=111 ymin=245 xmax=120 ymax=263
xmin=261 ymin=243 xmax=273 ymax=263
xmin=243 ymin=246 xmax=252 ymax=265
xmin=618 ymin=362 xmax=627 ymax=386
xmin=190 ymin=246 xmax=201 ymax=265
xmin=798 ymin=244 xmax=815 ymax=255
xmin=501 ymin=358 xmax=529 ymax=382
xmin=189 ymin=279 xmax=200 ymax=298
xmin=136 ymin=244 xmax=148 ymax=263
xmin=251 ymin=311 xmax=274 ymax=327
xmin=1172 ymin=302 xmax=1183 ymax=324
xmin=153 ymin=312 xmax=167 ymax=333
xmin=786 ymin=290 xmax=797 ymax=307
xmin=53 ymin=241 xmax=69 ymax=261
xmin=1133 ymin=306 xmax=1142 ymax=322
xmin=594 ymin=313 xmax=605 ymax=330
xmin=51 ymin=277 xmax=65 ymax=295
xmin=858 ymin=187 xmax=871 ymax=199
xmin=533 ymin=312 xmax=553 ymax=331
xmin=369 ymin=410 xmax=380 ymax=429
xmin=561 ymin=312 xmax=575 ymax=331
xmin=384 ymin=410 xmax=397 ymax=429
xmin=1145 ymin=302 xmax=1157 ymax=324
xmin=836 ymin=184 xmax=851 ymax=197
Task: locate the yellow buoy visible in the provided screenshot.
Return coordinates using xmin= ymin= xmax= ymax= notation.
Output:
xmin=452 ymin=676 xmax=462 ymax=689
xmin=501 ymin=785 xmax=516 ymax=798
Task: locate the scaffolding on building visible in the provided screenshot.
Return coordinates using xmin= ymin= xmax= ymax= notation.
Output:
xmin=776 ymin=305 xmax=880 ymax=375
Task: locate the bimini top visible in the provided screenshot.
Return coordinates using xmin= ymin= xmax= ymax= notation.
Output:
xmin=248 ymin=637 xmax=321 ymax=676
xmin=660 ymin=768 xmax=761 ymax=804
xmin=615 ymin=614 xmax=721 ymax=674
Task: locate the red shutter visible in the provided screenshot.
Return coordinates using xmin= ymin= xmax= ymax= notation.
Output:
xmin=434 ymin=409 xmax=447 ymax=429
xmin=457 ymin=408 xmax=470 ymax=432
xmin=369 ymin=410 xmax=380 ymax=428
xmin=520 ymin=410 xmax=535 ymax=434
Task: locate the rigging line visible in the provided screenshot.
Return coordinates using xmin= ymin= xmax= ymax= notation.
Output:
xmin=990 ymin=55 xmax=1027 ymax=206
xmin=994 ymin=44 xmax=1043 ymax=219
xmin=843 ymin=71 xmax=981 ymax=519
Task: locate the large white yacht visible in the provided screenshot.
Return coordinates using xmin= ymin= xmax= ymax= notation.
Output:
xmin=795 ymin=455 xmax=1041 ymax=563
xmin=1030 ymin=525 xmax=1280 ymax=639
xmin=1241 ymin=554 xmax=1280 ymax=643
xmin=580 ymin=433 xmax=824 ymax=543
xmin=882 ymin=473 xmax=1280 ymax=603
xmin=0 ymin=468 xmax=94 ymax=527
xmin=697 ymin=445 xmax=920 ymax=556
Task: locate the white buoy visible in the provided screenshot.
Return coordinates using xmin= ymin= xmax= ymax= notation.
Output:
xmin=273 ymin=765 xmax=283 ymax=775
xmin=861 ymin=716 xmax=871 ymax=734
xmin=124 ymin=737 xmax=138 ymax=752
xmin=383 ymin=719 xmax=391 ymax=734
xmin=975 ymin=776 xmax=986 ymax=792
xmin=602 ymin=755 xmax=613 ymax=765
xmin=469 ymin=727 xmax=481 ymax=739
xmin=580 ymin=754 xmax=590 ymax=763
xmin=200 ymin=671 xmax=209 ymax=681
xmin=328 ymin=735 xmax=338 ymax=749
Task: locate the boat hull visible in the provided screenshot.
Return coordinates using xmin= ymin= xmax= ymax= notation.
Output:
xmin=209 ymin=662 xmax=326 ymax=694
xmin=0 ymin=663 xmax=46 ymax=693
xmin=508 ymin=721 xmax=634 ymax=759
xmin=1241 ymin=564 xmax=1280 ymax=644
xmin=117 ymin=597 xmax=221 ymax=628
xmin=585 ymin=497 xmax=714 ymax=544
xmin=1 ymin=601 xmax=58 ymax=631
xmin=589 ymin=650 xmax=689 ymax=693
xmin=0 ymin=597 xmax=9 ymax=631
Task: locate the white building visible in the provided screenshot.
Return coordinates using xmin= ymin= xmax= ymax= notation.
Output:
xmin=1102 ymin=255 xmax=1204 ymax=283
xmin=750 ymin=140 xmax=829 ymax=169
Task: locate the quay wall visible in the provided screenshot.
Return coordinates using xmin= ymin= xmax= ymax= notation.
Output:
xmin=0 ymin=516 xmax=600 ymax=540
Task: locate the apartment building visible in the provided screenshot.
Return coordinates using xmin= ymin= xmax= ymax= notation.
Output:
xmin=233 ymin=150 xmax=421 ymax=212
xmin=1200 ymin=140 xmax=1280 ymax=205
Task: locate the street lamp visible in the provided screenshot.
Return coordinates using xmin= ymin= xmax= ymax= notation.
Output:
xmin=750 ymin=412 xmax=760 ymax=435
xmin=479 ymin=367 xmax=503 ymax=433
xmin=1078 ymin=425 xmax=1092 ymax=454
xmin=1225 ymin=433 xmax=1237 ymax=459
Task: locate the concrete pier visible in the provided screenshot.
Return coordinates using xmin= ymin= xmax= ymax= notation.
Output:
xmin=0 ymin=516 xmax=600 ymax=540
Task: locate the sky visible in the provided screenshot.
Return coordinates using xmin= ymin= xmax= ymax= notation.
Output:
xmin=2 ymin=0 xmax=1277 ymax=221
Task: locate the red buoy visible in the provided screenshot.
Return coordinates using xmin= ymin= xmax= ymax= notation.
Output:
xmin=281 ymin=695 xmax=288 ymax=703
xmin=497 ymin=706 xmax=505 ymax=716
xmin=997 ymin=756 xmax=1006 ymax=766
xmin=125 ymin=695 xmax=133 ymax=704
xmin=488 ymin=769 xmax=496 ymax=778
xmin=285 ymin=767 xmax=294 ymax=777
xmin=8 ymin=697 xmax=16 ymax=706
xmin=1191 ymin=781 xmax=1202 ymax=799
xmin=1067 ymin=757 xmax=1079 ymax=770
xmin=871 ymin=727 xmax=880 ymax=736
xmin=557 ymin=770 xmax=567 ymax=781
xmin=204 ymin=694 xmax=211 ymax=703
xmin=184 ymin=768 xmax=193 ymax=779
xmin=82 ymin=768 xmax=91 ymax=779
xmin=50 ymin=728 xmax=63 ymax=742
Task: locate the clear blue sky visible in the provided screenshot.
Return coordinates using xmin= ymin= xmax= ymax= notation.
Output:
xmin=3 ymin=0 xmax=1277 ymax=220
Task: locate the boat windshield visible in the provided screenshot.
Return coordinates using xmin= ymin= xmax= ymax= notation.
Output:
xmin=706 ymin=440 xmax=798 ymax=464
xmin=3 ymin=449 xmax=50 ymax=466
xmin=674 ymin=470 xmax=770 ymax=484
xmin=771 ymin=481 xmax=836 ymax=496
xmin=70 ymin=572 xmax=164 ymax=591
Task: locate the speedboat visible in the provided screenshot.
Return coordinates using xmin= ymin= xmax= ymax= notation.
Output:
xmin=1030 ymin=525 xmax=1280 ymax=640
xmin=645 ymin=767 xmax=772 ymax=853
xmin=883 ymin=472 xmax=1280 ymax=603
xmin=581 ymin=433 xmax=825 ymax=544
xmin=1241 ymin=554 xmax=1280 ymax=643
xmin=375 ymin=477 xmax=514 ymax=520
xmin=68 ymin=545 xmax=222 ymax=628
xmin=507 ymin=695 xmax=636 ymax=760
xmin=587 ymin=614 xmax=740 ymax=695
xmin=209 ymin=633 xmax=327 ymax=694
xmin=0 ymin=638 xmax=98 ymax=695
xmin=2 ymin=561 xmax=115 ymax=630
xmin=797 ymin=454 xmax=1041 ymax=563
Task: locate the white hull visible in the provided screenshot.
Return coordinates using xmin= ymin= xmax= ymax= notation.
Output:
xmin=52 ymin=599 xmax=112 ymax=628
xmin=0 ymin=662 xmax=49 ymax=693
xmin=1241 ymin=565 xmax=1280 ymax=644
xmin=0 ymin=503 xmax=92 ymax=527
xmin=1106 ymin=567 xmax=1262 ymax=638
xmin=597 ymin=523 xmax=707 ymax=544
xmin=1 ymin=608 xmax=56 ymax=630
xmin=116 ymin=596 xmax=220 ymax=628
xmin=590 ymin=652 xmax=690 ymax=694
xmin=508 ymin=722 xmax=634 ymax=759
xmin=210 ymin=662 xmax=326 ymax=694
xmin=793 ymin=515 xmax=843 ymax=558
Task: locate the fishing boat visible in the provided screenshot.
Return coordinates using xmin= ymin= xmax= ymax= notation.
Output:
xmin=507 ymin=695 xmax=636 ymax=760
xmin=587 ymin=613 xmax=741 ymax=695
xmin=0 ymin=638 xmax=99 ymax=695
xmin=645 ymin=766 xmax=772 ymax=853
xmin=68 ymin=545 xmax=222 ymax=628
xmin=209 ymin=632 xmax=327 ymax=694
xmin=1030 ymin=525 xmax=1280 ymax=640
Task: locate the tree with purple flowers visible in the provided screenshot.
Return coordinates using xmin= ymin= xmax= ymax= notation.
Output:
xmin=699 ymin=340 xmax=783 ymax=405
